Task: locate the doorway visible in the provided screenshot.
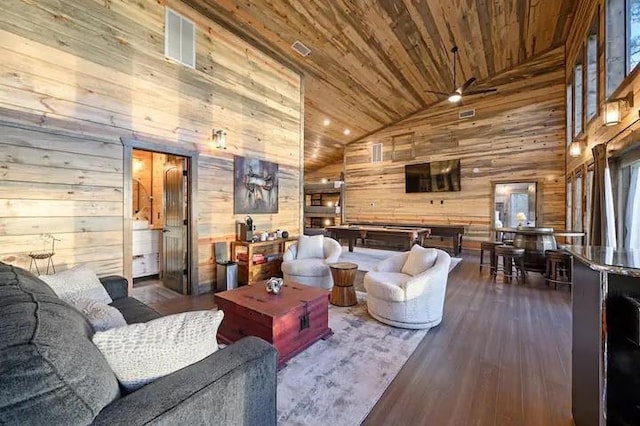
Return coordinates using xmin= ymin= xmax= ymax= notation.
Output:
xmin=122 ymin=138 xmax=199 ymax=297
xmin=492 ymin=181 xmax=539 ymax=229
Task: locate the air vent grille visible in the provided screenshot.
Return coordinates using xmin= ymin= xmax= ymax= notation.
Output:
xmin=291 ymin=40 xmax=311 ymax=57
xmin=371 ymin=143 xmax=382 ymax=163
xmin=459 ymin=109 xmax=476 ymax=119
xmin=165 ymin=8 xmax=195 ymax=68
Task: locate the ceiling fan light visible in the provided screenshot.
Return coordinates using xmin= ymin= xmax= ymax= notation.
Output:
xmin=448 ymin=93 xmax=462 ymax=103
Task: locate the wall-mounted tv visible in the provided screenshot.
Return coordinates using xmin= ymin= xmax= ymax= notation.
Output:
xmin=405 ymin=159 xmax=461 ymax=193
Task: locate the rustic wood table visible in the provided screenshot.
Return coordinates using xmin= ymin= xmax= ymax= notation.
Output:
xmin=329 ymin=262 xmax=358 ymax=307
xmin=214 ymin=281 xmax=333 ymax=368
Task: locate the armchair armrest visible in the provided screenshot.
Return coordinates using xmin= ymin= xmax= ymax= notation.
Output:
xmin=283 ymin=244 xmax=298 ymax=261
xmin=323 ymin=237 xmax=342 ymax=263
xmin=92 ymin=336 xmax=277 ymax=426
xmin=402 ymin=251 xmax=451 ymax=299
xmin=374 ymin=252 xmax=409 ymax=272
xmin=99 ymin=275 xmax=128 ymax=300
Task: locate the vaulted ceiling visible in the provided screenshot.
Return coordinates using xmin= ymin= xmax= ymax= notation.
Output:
xmin=185 ymin=0 xmax=576 ymax=171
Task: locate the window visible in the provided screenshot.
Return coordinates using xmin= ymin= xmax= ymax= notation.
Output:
xmin=371 ymin=143 xmax=382 ymax=163
xmin=574 ymin=174 xmax=583 ymax=232
xmin=620 ymin=156 xmax=640 ymax=249
xmin=586 ymin=20 xmax=599 ymax=120
xmin=586 ymin=166 xmax=594 ymax=243
xmin=606 ymin=0 xmax=640 ymax=96
xmin=165 ymin=8 xmax=196 ymax=68
xmin=566 ymin=83 xmax=573 ymax=145
xmin=574 ymin=63 xmax=584 ymax=136
xmin=628 ymin=0 xmax=640 ymax=72
xmin=567 ymin=180 xmax=573 ymax=230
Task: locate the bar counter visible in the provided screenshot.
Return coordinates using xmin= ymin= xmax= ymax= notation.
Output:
xmin=566 ymin=245 xmax=640 ymax=426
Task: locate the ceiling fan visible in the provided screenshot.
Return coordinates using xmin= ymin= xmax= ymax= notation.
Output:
xmin=425 ymin=46 xmax=497 ymax=103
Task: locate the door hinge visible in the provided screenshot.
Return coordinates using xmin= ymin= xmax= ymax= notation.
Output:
xmin=182 ymin=170 xmax=188 ymax=176
xmin=183 ymin=219 xmax=188 ymax=226
xmin=183 ymin=268 xmax=188 ymax=275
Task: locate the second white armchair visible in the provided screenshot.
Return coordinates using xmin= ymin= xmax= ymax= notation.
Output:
xmin=364 ymin=245 xmax=451 ymax=329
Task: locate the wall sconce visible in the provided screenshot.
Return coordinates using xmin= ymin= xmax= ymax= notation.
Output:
xmin=569 ymin=140 xmax=582 ymax=157
xmin=603 ymin=92 xmax=634 ymax=126
xmin=211 ymin=129 xmax=227 ymax=149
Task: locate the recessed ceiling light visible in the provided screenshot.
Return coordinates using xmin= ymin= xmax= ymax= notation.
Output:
xmin=343 ymin=129 xmax=351 ymax=136
xmin=323 ymin=118 xmax=330 ymax=126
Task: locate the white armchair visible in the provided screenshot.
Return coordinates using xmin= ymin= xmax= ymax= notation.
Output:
xmin=364 ymin=246 xmax=451 ymax=329
xmin=281 ymin=236 xmax=342 ymax=289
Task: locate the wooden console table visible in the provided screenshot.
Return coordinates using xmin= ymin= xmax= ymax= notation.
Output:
xmin=231 ymin=237 xmax=296 ymax=285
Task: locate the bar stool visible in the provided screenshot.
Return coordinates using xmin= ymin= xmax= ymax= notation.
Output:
xmin=493 ymin=245 xmax=526 ymax=284
xmin=545 ymin=249 xmax=573 ymax=289
xmin=479 ymin=241 xmax=502 ymax=273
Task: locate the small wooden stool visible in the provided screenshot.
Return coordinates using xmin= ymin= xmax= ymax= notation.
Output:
xmin=329 ymin=262 xmax=358 ymax=306
xmin=493 ymin=245 xmax=526 ymax=284
xmin=479 ymin=241 xmax=503 ymax=273
xmin=545 ymin=249 xmax=573 ymax=289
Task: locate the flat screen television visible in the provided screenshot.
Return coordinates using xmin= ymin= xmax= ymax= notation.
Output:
xmin=405 ymin=159 xmax=461 ymax=193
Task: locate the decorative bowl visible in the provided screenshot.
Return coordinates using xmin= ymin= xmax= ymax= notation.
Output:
xmin=265 ymin=277 xmax=284 ymax=294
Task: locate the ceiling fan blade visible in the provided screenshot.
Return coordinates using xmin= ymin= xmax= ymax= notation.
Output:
xmin=459 ymin=77 xmax=476 ymax=92
xmin=424 ymin=90 xmax=451 ymax=96
xmin=464 ymin=88 xmax=498 ymax=95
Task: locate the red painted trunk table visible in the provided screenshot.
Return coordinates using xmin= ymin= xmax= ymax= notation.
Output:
xmin=214 ymin=281 xmax=333 ymax=368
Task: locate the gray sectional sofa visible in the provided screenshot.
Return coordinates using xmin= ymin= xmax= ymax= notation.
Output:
xmin=0 ymin=262 xmax=277 ymax=425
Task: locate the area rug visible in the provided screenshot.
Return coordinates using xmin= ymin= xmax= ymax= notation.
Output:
xmin=277 ymin=293 xmax=428 ymax=426
xmin=338 ymin=246 xmax=462 ymax=272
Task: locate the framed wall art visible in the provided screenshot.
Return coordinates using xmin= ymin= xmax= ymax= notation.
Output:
xmin=233 ymin=156 xmax=279 ymax=214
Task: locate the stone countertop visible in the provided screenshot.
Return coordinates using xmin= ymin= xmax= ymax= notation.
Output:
xmin=564 ymin=245 xmax=640 ymax=277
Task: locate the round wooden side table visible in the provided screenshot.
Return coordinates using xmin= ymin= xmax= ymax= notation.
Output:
xmin=329 ymin=262 xmax=358 ymax=307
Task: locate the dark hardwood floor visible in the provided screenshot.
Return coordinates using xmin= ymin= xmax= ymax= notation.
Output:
xmin=363 ymin=253 xmax=572 ymax=426
xmin=149 ymin=253 xmax=573 ymax=425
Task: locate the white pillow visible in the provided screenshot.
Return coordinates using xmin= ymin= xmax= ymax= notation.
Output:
xmin=70 ymin=298 xmax=127 ymax=332
xmin=296 ymin=235 xmax=324 ymax=259
xmin=401 ymin=245 xmax=438 ymax=276
xmin=40 ymin=265 xmax=112 ymax=305
xmin=93 ymin=310 xmax=224 ymax=392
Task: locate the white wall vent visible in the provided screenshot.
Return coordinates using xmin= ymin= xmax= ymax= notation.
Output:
xmin=165 ymin=8 xmax=195 ymax=68
xmin=371 ymin=143 xmax=383 ymax=163
xmin=459 ymin=109 xmax=476 ymax=119
xmin=291 ymin=40 xmax=311 ymax=57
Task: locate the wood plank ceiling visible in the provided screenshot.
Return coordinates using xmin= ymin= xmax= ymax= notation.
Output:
xmin=184 ymin=0 xmax=576 ymax=171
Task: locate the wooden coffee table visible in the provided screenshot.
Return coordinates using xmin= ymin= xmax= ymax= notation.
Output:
xmin=214 ymin=281 xmax=333 ymax=368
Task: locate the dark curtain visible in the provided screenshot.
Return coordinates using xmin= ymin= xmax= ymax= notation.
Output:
xmin=590 ymin=143 xmax=607 ymax=246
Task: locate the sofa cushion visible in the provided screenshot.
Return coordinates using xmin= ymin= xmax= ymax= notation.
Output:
xmin=39 ymin=264 xmax=112 ymax=305
xmin=0 ymin=262 xmax=120 ymax=425
xmin=70 ymin=298 xmax=127 ymax=332
xmin=281 ymin=258 xmax=330 ymax=277
xmin=110 ymin=297 xmax=161 ymax=324
xmin=296 ymin=235 xmax=325 ymax=259
xmin=401 ymin=245 xmax=438 ymax=276
xmin=364 ymin=271 xmax=412 ymax=302
xmin=93 ymin=310 xmax=224 ymax=392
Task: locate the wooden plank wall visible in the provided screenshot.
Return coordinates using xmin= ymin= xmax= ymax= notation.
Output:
xmin=305 ymin=163 xmax=345 ymax=183
xmin=344 ymin=48 xmax=567 ymax=247
xmin=0 ymin=0 xmax=302 ymax=290
xmin=566 ymin=0 xmax=640 ymax=175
